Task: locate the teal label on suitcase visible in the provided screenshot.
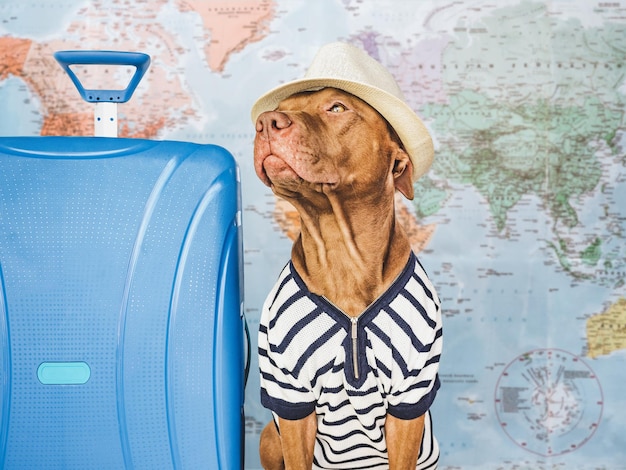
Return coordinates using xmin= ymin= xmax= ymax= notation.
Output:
xmin=37 ymin=362 xmax=91 ymax=385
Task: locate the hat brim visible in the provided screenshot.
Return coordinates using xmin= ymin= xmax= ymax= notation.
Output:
xmin=251 ymin=77 xmax=434 ymax=182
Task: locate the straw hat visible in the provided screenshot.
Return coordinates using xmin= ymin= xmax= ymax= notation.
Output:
xmin=250 ymin=42 xmax=434 ymax=182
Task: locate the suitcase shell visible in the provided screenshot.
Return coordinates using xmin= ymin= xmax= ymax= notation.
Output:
xmin=0 ymin=136 xmax=244 ymax=469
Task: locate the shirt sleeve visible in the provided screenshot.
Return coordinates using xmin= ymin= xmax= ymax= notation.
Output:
xmin=258 ymin=273 xmax=316 ymax=421
xmin=386 ymin=269 xmax=443 ymax=420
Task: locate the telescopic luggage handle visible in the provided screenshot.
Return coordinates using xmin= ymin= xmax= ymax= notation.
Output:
xmin=54 ymin=50 xmax=150 ymax=103
xmin=54 ymin=50 xmax=151 ymax=137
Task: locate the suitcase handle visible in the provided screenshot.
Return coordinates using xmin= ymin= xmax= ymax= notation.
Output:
xmin=54 ymin=50 xmax=151 ymax=103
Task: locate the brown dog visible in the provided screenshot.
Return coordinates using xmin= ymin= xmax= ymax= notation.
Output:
xmin=252 ymin=42 xmax=442 ymax=470
xmin=254 ymin=86 xmax=441 ymax=469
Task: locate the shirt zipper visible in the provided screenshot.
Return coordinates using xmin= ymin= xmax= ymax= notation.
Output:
xmin=350 ymin=316 xmax=359 ymax=380
xmin=321 ymin=295 xmax=362 ymax=381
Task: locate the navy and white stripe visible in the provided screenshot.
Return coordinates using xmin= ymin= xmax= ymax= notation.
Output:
xmin=259 ymin=252 xmax=442 ymax=469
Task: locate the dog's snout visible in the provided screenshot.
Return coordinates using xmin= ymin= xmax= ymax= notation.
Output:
xmin=256 ymin=111 xmax=292 ymax=136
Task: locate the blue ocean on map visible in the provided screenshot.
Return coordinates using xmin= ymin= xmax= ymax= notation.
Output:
xmin=0 ymin=78 xmax=41 ymax=135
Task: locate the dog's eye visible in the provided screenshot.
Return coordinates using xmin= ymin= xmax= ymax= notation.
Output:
xmin=329 ymin=103 xmax=347 ymax=113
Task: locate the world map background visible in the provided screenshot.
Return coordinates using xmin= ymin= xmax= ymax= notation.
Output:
xmin=1 ymin=0 xmax=625 ymax=469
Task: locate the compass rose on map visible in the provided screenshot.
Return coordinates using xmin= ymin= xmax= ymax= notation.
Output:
xmin=494 ymin=349 xmax=603 ymax=457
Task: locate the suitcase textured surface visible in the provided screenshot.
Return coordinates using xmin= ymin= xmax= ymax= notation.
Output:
xmin=0 ymin=136 xmax=244 ymax=469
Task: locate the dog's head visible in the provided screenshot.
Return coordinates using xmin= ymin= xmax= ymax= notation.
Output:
xmin=253 ymin=88 xmax=414 ymax=203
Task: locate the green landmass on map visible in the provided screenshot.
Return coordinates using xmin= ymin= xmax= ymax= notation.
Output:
xmin=415 ymin=2 xmax=625 ymax=280
xmin=581 ymin=237 xmax=602 ymax=266
xmin=412 ymin=176 xmax=448 ymax=219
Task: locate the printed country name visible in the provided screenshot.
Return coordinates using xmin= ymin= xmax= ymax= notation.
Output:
xmin=439 ymin=374 xmax=478 ymax=384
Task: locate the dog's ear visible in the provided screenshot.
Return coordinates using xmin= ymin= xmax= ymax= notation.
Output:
xmin=393 ymin=150 xmax=414 ymax=200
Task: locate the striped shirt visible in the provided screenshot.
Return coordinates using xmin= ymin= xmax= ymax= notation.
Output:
xmin=259 ymin=252 xmax=442 ymax=469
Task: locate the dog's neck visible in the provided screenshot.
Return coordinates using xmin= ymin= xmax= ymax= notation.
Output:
xmin=290 ymin=191 xmax=411 ymax=317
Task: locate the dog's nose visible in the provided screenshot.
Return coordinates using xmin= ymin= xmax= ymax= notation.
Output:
xmin=256 ymin=111 xmax=292 ymax=136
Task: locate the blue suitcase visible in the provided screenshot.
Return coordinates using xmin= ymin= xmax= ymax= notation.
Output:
xmin=0 ymin=52 xmax=245 ymax=469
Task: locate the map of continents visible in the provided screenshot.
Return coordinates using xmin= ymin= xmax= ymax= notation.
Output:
xmin=1 ymin=1 xmax=626 ymax=469
xmin=402 ymin=2 xmax=626 ymax=357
